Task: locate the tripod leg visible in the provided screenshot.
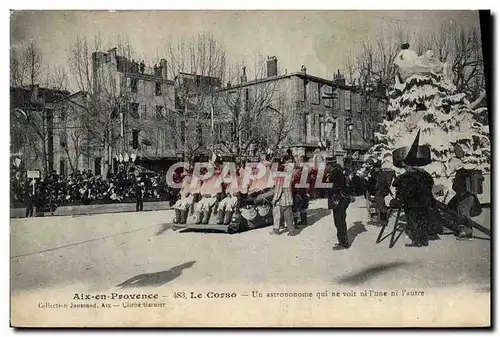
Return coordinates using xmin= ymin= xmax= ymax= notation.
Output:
xmin=389 ymin=208 xmax=402 ymax=248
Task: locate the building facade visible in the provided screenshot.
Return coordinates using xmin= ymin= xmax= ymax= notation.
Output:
xmin=209 ymin=57 xmax=387 ymax=163
xmin=90 ymin=49 xmax=177 ymax=173
xmin=10 ymin=85 xmax=70 ymax=176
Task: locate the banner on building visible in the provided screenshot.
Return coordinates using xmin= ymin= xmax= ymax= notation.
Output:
xmin=27 ymin=170 xmax=40 ymax=179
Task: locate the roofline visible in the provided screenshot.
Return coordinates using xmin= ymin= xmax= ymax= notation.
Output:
xmin=10 ymin=85 xmax=71 ymax=95
xmin=177 ymin=72 xmax=222 ymax=80
xmin=51 ymin=91 xmax=87 ymax=105
xmin=213 ymin=71 xmax=353 ymax=93
xmin=122 ymin=71 xmax=175 ymax=84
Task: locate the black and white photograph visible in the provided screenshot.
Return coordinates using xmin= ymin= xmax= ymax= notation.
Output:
xmin=9 ymin=9 xmax=491 ymax=327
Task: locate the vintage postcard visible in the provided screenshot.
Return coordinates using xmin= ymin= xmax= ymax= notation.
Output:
xmin=10 ymin=10 xmax=491 ymax=327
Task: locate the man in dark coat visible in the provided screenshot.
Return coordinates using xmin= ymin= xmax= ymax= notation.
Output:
xmin=25 ymin=183 xmax=35 ymax=218
xmin=292 ymin=156 xmax=310 ymax=227
xmin=327 ymin=163 xmax=352 ymax=249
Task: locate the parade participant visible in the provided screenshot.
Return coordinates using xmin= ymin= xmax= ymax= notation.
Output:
xmin=447 ymin=169 xmax=482 ymax=239
xmin=363 ymin=158 xmax=391 ymax=225
xmin=292 ymin=156 xmax=310 ymax=227
xmin=217 ymin=169 xmax=245 ymax=225
xmin=271 ymin=155 xmax=296 ymax=236
xmin=392 ymin=162 xmax=435 ymax=247
xmin=327 ymin=162 xmax=352 ymax=249
xmin=134 ymin=175 xmax=145 ymax=212
xmin=194 ymin=159 xmax=223 ymax=224
xmin=173 ymin=165 xmax=199 ymax=225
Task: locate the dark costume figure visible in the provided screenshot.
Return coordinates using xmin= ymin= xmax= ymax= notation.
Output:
xmin=326 ymin=163 xmax=352 ymax=249
xmin=25 ymin=183 xmax=35 ymax=217
xmin=447 ymin=169 xmax=482 ymax=238
xmin=392 ymin=165 xmax=439 ymax=247
xmin=135 ymin=176 xmax=145 ymax=212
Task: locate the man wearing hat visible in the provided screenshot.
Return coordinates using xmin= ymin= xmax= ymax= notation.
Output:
xmin=392 ymin=130 xmax=437 ymax=247
xmin=363 ymin=157 xmax=390 ymax=225
xmin=327 ymin=163 xmax=352 ymax=249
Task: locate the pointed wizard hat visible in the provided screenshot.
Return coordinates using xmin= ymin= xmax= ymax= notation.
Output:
xmin=392 ymin=129 xmax=432 ymax=168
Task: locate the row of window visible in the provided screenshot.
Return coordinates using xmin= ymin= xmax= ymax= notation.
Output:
xmin=129 ymin=78 xmax=163 ymax=96
xmin=128 ymin=103 xmax=165 ymax=119
xmin=298 ymin=80 xmax=384 ymax=113
xmin=305 ymin=113 xmax=376 ymax=144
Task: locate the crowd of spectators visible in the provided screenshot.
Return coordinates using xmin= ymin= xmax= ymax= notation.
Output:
xmin=10 ymin=166 xmax=179 ymax=211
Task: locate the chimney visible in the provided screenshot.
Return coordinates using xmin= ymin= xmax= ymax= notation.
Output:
xmin=107 ymin=48 xmax=118 ymax=71
xmin=240 ymin=66 xmax=247 ymax=83
xmin=266 ymin=56 xmax=278 ymax=77
xmin=333 ymin=69 xmax=346 ymax=86
xmin=160 ymin=58 xmax=168 ymax=80
xmin=108 ymin=47 xmax=117 ymax=60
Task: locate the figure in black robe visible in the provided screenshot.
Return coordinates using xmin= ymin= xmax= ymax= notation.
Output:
xmin=392 ymin=164 xmax=442 ymax=247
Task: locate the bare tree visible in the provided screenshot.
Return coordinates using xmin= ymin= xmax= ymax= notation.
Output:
xmin=10 ymin=47 xmax=27 ymax=87
xmin=9 ymin=39 xmax=60 ymax=175
xmin=349 ymin=21 xmax=485 ymax=103
xmin=212 ymin=56 xmax=288 ymax=157
xmin=66 ymin=34 xmax=137 ymax=173
xmin=345 ymin=53 xmax=357 ymax=86
xmin=163 ymin=33 xmax=228 ymax=161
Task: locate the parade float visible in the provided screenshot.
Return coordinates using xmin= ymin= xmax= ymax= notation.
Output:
xmin=171 ymin=158 xmax=277 ymax=234
xmin=368 ymin=43 xmax=490 ymax=239
xmin=369 ymin=43 xmax=490 ymax=195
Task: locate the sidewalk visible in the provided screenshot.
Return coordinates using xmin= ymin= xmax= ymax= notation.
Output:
xmin=10 ymin=201 xmax=171 ymax=219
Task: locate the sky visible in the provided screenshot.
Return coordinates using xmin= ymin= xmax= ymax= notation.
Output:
xmin=10 ymin=10 xmax=481 ymax=92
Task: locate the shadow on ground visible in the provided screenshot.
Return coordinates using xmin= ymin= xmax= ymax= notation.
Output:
xmin=347 ymin=221 xmax=368 ymax=245
xmin=336 ymin=262 xmax=411 ymax=285
xmin=293 ymin=208 xmax=331 ymax=235
xmin=155 ymin=223 xmax=174 ymax=236
xmin=116 ymin=261 xmax=196 ymax=288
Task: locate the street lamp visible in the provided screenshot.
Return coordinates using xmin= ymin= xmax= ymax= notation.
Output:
xmin=346 ymin=117 xmax=355 ymax=171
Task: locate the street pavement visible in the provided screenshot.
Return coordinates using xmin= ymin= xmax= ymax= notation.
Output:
xmin=11 ymin=197 xmax=491 ymax=296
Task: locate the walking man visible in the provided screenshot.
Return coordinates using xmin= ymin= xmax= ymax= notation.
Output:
xmin=327 ymin=163 xmax=352 ymax=249
xmin=292 ymin=156 xmax=310 ymax=227
xmin=25 ymin=182 xmax=34 ymax=218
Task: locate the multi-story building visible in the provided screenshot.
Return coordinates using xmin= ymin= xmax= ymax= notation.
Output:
xmin=38 ymin=48 xmax=178 ymax=177
xmin=208 ymin=56 xmax=387 ymax=164
xmin=10 ymin=85 xmax=70 ymax=176
xmin=52 ymin=91 xmax=98 ymax=176
xmin=89 ymin=48 xmax=177 ymax=173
